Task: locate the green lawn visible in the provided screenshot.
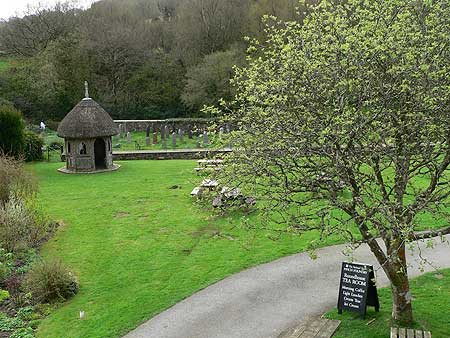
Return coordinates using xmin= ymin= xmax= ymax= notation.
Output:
xmin=30 ymin=160 xmax=335 ymax=338
xmin=326 ymin=269 xmax=450 ymax=338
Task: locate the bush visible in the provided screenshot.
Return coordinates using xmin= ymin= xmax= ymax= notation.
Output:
xmin=45 ymin=120 xmax=59 ymax=131
xmin=0 ymin=248 xmax=14 ymax=283
xmin=26 ymin=259 xmax=78 ymax=303
xmin=0 ymin=197 xmax=47 ymax=253
xmin=23 ymin=131 xmax=43 ymax=162
xmin=0 ymin=105 xmax=24 ymax=157
xmin=0 ymin=155 xmax=36 ymax=205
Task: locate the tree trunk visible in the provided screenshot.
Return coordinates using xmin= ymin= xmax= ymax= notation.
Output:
xmin=384 ymin=241 xmax=413 ymax=325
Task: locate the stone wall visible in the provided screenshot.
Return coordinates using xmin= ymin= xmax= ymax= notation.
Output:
xmin=113 ymin=149 xmax=232 ymax=161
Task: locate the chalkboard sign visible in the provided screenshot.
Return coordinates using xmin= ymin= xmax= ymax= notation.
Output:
xmin=337 ymin=262 xmax=379 ymax=318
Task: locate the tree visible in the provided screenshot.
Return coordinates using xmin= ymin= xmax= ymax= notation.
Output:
xmin=0 ymin=105 xmax=24 ymax=157
xmin=182 ymin=46 xmax=245 ymax=111
xmin=213 ymin=0 xmax=450 ymax=325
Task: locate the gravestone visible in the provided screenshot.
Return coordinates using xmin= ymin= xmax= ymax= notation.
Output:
xmin=179 ymin=129 xmax=184 ymax=142
xmin=162 ymin=139 xmax=167 ymax=149
xmin=196 ymin=140 xmax=201 ymax=148
xmin=160 ymin=125 xmax=165 ymax=140
xmin=164 ymin=125 xmax=170 ymax=139
xmin=203 ymin=132 xmax=209 ymax=146
xmin=146 ymin=125 xmax=151 ymax=137
xmin=337 ymin=262 xmax=379 ymax=319
xmin=226 ymin=124 xmax=230 ymax=134
xmin=146 ymin=137 xmax=151 ymax=146
xmin=219 ymin=127 xmax=224 ymax=139
xmin=126 ymin=132 xmax=132 ymax=144
xmin=172 ymin=132 xmax=177 ymax=147
xmin=119 ymin=124 xmax=123 ymax=138
xmin=188 ymin=128 xmax=193 ymax=139
xmin=153 ymin=132 xmax=158 ymax=144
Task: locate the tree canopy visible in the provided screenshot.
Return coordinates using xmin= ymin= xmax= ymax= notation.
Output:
xmin=0 ymin=0 xmax=307 ymax=121
xmin=214 ymin=0 xmax=450 ymax=325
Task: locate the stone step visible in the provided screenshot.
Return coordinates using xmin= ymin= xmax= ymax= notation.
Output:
xmin=278 ymin=317 xmax=341 ymax=338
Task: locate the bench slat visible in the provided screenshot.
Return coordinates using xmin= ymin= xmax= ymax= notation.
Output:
xmin=314 ymin=319 xmax=341 ymax=338
xmin=423 ymin=331 xmax=432 ymax=338
xmin=297 ymin=318 xmax=322 ymax=338
xmin=406 ymin=328 xmax=415 ymax=338
xmin=399 ymin=328 xmax=406 ymax=338
xmin=391 ymin=327 xmax=398 ymax=338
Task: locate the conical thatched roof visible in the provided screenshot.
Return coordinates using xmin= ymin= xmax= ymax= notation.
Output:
xmin=57 ymin=98 xmax=118 ymax=139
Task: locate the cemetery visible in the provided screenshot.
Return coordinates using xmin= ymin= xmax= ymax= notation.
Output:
xmin=1 ymin=1 xmax=450 ymax=338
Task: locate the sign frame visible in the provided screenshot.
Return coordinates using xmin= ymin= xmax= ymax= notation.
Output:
xmin=337 ymin=261 xmax=380 ymax=319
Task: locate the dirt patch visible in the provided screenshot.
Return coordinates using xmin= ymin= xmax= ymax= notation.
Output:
xmin=114 ymin=212 xmax=129 ymax=218
xmin=190 ymin=224 xmax=220 ymax=238
xmin=168 ymin=185 xmax=182 ymax=190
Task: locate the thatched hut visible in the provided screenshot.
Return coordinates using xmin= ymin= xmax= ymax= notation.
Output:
xmin=57 ymin=83 xmax=119 ymax=173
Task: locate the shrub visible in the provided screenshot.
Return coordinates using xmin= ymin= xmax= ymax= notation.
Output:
xmin=0 ymin=197 xmax=47 ymax=253
xmin=45 ymin=120 xmax=59 ymax=131
xmin=26 ymin=259 xmax=78 ymax=303
xmin=10 ymin=327 xmax=35 ymax=338
xmin=0 ymin=105 xmax=24 ymax=157
xmin=23 ymin=131 xmax=43 ymax=162
xmin=0 ymin=248 xmax=14 ymax=283
xmin=0 ymin=155 xmax=36 ymax=205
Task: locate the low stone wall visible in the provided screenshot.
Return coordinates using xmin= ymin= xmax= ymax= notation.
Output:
xmin=113 ymin=149 xmax=232 ymax=161
xmin=114 ymin=119 xmax=214 ymax=133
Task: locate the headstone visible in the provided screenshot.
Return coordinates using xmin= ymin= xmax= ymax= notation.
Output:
xmin=337 ymin=262 xmax=379 ymax=319
xmin=146 ymin=137 xmax=151 ymax=146
xmin=119 ymin=124 xmax=123 ymax=138
xmin=146 ymin=125 xmax=151 ymax=137
xmin=153 ymin=132 xmax=158 ymax=144
xmin=203 ymin=132 xmax=209 ymax=147
xmin=162 ymin=139 xmax=167 ymax=149
xmin=179 ymin=129 xmax=184 ymax=143
xmin=126 ymin=132 xmax=132 ymax=144
xmin=196 ymin=140 xmax=201 ymax=148
xmin=164 ymin=125 xmax=170 ymax=139
xmin=188 ymin=128 xmax=193 ymax=139
xmin=160 ymin=125 xmax=165 ymax=140
xmin=226 ymin=124 xmax=230 ymax=134
xmin=171 ymin=132 xmax=177 ymax=147
xmin=219 ymin=127 xmax=224 ymax=139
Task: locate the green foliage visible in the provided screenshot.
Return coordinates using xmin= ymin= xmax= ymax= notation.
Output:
xmin=0 ymin=248 xmax=14 ymax=283
xmin=125 ymin=50 xmax=186 ymax=119
xmin=182 ymin=47 xmax=244 ymax=111
xmin=23 ymin=131 xmax=44 ymax=162
xmin=10 ymin=327 xmax=35 ymax=338
xmin=25 ymin=259 xmax=78 ymax=303
xmin=0 ymin=196 xmax=48 ymax=254
xmin=0 ymin=155 xmax=36 ymax=205
xmin=0 ymin=289 xmax=10 ymax=302
xmin=0 ymin=105 xmax=24 ymax=156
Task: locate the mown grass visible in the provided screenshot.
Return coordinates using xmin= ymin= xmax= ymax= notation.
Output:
xmin=326 ymin=269 xmax=450 ymax=338
xmin=30 ymin=160 xmax=449 ymax=338
xmin=30 ymin=160 xmax=337 ymax=338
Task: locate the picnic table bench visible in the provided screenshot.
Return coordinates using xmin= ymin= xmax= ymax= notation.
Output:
xmin=391 ymin=327 xmax=431 ymax=338
xmin=278 ymin=318 xmax=341 ymax=338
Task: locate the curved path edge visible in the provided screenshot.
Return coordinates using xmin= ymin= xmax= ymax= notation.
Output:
xmin=124 ymin=235 xmax=450 ymax=338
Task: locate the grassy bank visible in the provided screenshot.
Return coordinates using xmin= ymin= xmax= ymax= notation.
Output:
xmin=326 ymin=269 xmax=450 ymax=338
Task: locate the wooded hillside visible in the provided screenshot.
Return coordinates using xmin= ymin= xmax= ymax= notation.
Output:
xmin=0 ymin=0 xmax=309 ymax=122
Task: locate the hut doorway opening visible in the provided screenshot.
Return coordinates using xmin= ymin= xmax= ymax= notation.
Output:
xmin=94 ymin=138 xmax=106 ymax=169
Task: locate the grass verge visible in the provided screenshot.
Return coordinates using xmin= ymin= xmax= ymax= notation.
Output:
xmin=326 ymin=269 xmax=450 ymax=338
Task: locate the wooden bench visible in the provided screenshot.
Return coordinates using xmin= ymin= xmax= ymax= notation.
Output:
xmin=391 ymin=327 xmax=431 ymax=338
xmin=278 ymin=317 xmax=341 ymax=338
